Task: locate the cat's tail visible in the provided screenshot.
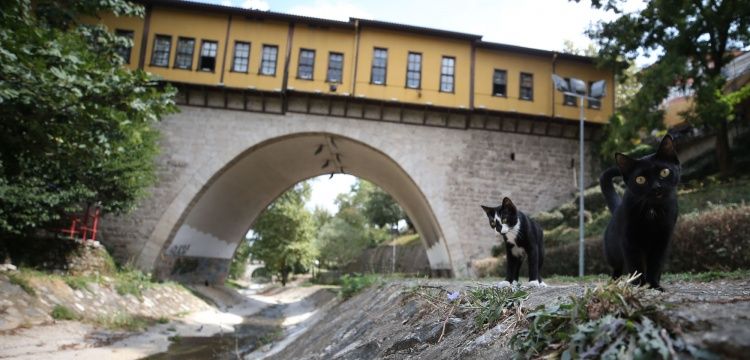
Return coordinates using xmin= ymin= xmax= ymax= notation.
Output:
xmin=600 ymin=166 xmax=621 ymax=214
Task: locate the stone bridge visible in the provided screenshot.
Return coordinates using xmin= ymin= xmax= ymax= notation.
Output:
xmin=101 ymin=87 xmax=599 ymax=283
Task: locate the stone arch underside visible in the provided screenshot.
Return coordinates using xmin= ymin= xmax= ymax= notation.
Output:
xmin=152 ymin=133 xmax=452 ymax=283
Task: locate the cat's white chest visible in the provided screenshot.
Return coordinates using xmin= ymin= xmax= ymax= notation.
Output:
xmin=495 ymin=219 xmax=523 ymax=257
xmin=511 ymin=246 xmax=526 ymax=257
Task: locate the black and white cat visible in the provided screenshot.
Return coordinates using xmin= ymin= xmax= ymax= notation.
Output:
xmin=481 ymin=197 xmax=546 ymax=287
xmin=600 ymin=135 xmax=680 ymax=291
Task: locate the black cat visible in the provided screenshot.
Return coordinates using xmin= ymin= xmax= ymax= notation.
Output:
xmin=481 ymin=197 xmax=545 ymax=287
xmin=600 ymin=135 xmax=680 ymax=290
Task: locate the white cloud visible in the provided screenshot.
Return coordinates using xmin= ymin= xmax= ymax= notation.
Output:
xmin=285 ymin=0 xmax=371 ymax=22
xmin=241 ymin=0 xmax=270 ymax=11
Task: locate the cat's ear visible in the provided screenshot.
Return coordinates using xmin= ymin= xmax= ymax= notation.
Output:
xmin=615 ymin=153 xmax=636 ymax=175
xmin=480 ymin=205 xmax=494 ymax=218
xmin=502 ymin=197 xmax=516 ymax=210
xmin=655 ymin=134 xmax=679 ymax=165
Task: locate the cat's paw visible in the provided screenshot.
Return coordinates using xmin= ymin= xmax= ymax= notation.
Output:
xmin=526 ymin=280 xmax=548 ymax=288
xmin=495 ymin=280 xmax=512 ymax=288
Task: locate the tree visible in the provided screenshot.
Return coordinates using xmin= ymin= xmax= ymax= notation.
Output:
xmin=0 ymin=0 xmax=177 ymax=238
xmin=249 ymin=183 xmax=317 ymax=286
xmin=363 ymin=185 xmax=405 ymax=229
xmin=581 ymin=0 xmax=750 ymax=176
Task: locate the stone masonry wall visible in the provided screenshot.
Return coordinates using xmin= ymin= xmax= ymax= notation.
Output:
xmin=100 ymin=104 xmax=597 ymax=279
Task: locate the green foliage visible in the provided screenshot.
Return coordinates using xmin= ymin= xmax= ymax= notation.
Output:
xmin=314 ymin=179 xmax=402 ymax=268
xmin=0 ymin=0 xmax=177 ymax=237
xmin=228 ymin=238 xmax=251 ymax=280
xmin=250 ymin=183 xmax=318 ymax=285
xmin=257 ymin=326 xmax=284 ymax=346
xmin=361 ymin=182 xmax=406 ymax=228
xmin=64 ymin=276 xmax=90 ymax=291
xmin=95 ymin=312 xmax=150 ymax=331
xmin=679 ymin=176 xmax=750 ymax=215
xmin=51 ymin=305 xmax=79 ymax=320
xmin=113 ymin=267 xmax=152 ymax=299
xmin=464 ymin=286 xmax=529 ymax=329
xmin=511 ymin=277 xmax=708 ymax=359
xmin=8 ymin=273 xmax=35 ymax=296
xmin=585 ymin=0 xmax=750 ymax=165
xmin=670 ymin=204 xmax=750 ymax=273
xmin=339 ymin=273 xmax=380 ymax=299
xmin=390 ymin=233 xmax=420 ymax=246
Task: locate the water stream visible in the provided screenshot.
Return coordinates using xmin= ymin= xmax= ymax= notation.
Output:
xmin=143 ymin=304 xmax=285 ymax=360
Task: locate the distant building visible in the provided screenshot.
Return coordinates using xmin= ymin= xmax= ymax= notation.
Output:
xmin=662 ymin=51 xmax=750 ymax=128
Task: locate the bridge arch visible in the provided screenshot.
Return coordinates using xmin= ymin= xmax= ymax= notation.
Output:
xmin=101 ymin=105 xmax=597 ymax=282
xmin=152 ymin=131 xmax=451 ymax=283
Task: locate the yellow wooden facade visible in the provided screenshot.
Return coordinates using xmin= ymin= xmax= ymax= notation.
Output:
xmin=97 ymin=1 xmax=614 ymax=124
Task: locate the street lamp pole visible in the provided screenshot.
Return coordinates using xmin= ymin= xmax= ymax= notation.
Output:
xmin=551 ymin=75 xmax=606 ymax=278
xmin=578 ymin=94 xmax=585 ymax=278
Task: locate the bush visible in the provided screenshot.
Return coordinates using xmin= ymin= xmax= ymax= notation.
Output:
xmin=668 ymin=205 xmax=750 ymax=272
xmin=533 ymin=211 xmax=565 ymax=229
xmin=470 ymin=257 xmax=501 ymax=278
xmin=542 ymin=205 xmax=750 ymax=276
xmin=51 ymin=305 xmax=79 ymax=320
xmin=534 ymin=237 xmax=610 ymax=277
xmin=113 ymin=267 xmax=152 ymax=299
xmin=339 ymin=273 xmax=379 ymax=299
xmin=573 ymin=186 xmax=609 ymax=214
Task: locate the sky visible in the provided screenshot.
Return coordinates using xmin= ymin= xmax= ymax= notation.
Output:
xmin=192 ymin=0 xmax=647 ymax=214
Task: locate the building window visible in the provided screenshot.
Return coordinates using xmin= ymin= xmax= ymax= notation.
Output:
xmin=151 ymin=35 xmax=171 ymax=67
xmin=326 ymin=52 xmax=344 ymax=83
xmin=115 ymin=29 xmax=134 ymax=64
xmin=492 ymin=69 xmax=507 ymax=97
xmin=405 ymin=52 xmax=422 ymax=89
xmin=563 ymin=77 xmax=577 ymax=106
xmin=198 ymin=40 xmax=218 ymax=72
xmin=260 ymin=45 xmax=278 ymax=76
xmin=520 ymin=72 xmax=533 ymax=100
xmin=588 ymin=81 xmax=601 ymax=109
xmin=440 ymin=56 xmax=455 ymax=93
xmin=232 ymin=42 xmax=250 ymax=73
xmin=174 ymin=37 xmax=195 ymax=70
xmin=371 ymin=48 xmax=387 ymax=85
xmin=297 ymin=49 xmax=315 ymax=80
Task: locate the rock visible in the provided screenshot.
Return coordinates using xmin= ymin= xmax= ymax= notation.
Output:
xmin=0 ymin=264 xmax=17 ymax=272
xmin=333 ymin=340 xmax=380 ymax=360
xmin=386 ymin=336 xmax=421 ymax=354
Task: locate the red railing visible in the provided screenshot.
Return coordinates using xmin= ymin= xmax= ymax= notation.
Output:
xmin=59 ymin=204 xmax=100 ymax=243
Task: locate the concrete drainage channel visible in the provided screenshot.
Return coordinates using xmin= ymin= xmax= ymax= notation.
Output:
xmin=144 ymin=286 xmax=338 ymax=360
xmin=143 ymin=305 xmax=285 ymax=359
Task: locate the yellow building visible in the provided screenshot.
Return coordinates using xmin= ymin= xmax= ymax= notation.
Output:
xmin=97 ymin=0 xmax=614 ymax=124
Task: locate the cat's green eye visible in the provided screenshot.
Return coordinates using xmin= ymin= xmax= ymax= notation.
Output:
xmin=660 ymin=168 xmax=670 ymax=178
xmin=635 ymin=176 xmax=646 ymax=185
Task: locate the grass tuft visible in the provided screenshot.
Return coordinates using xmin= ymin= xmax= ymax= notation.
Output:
xmin=51 ymin=305 xmax=79 ymax=320
xmin=113 ymin=267 xmax=152 ymax=299
xmin=64 ymin=276 xmax=91 ymax=291
xmin=8 ymin=273 xmax=35 ymax=296
xmin=95 ymin=312 xmax=150 ymax=331
xmin=339 ymin=273 xmax=380 ymax=299
xmin=510 ymin=275 xmax=713 ymax=359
